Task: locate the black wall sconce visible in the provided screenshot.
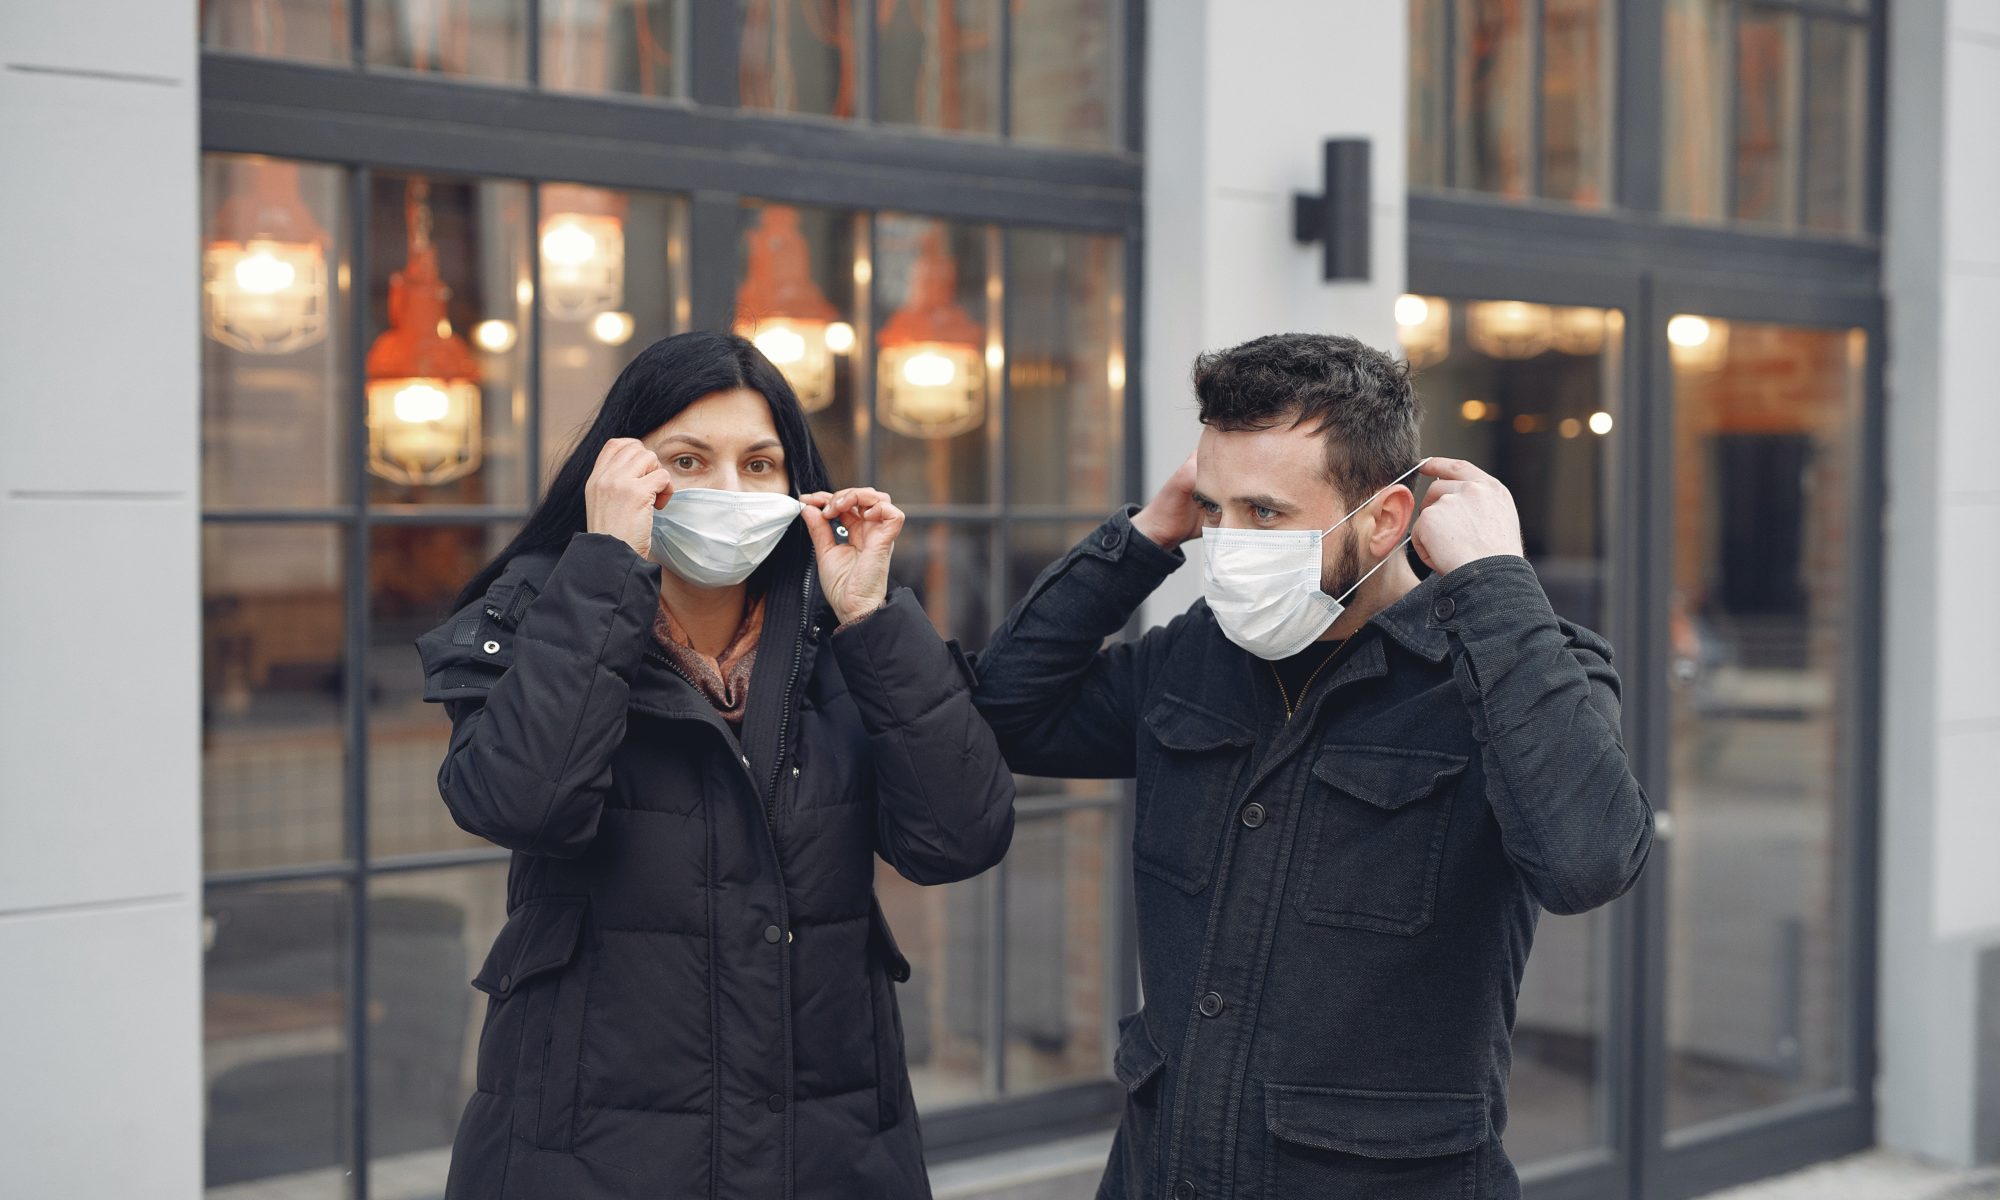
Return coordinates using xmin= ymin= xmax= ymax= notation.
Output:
xmin=1293 ymin=137 xmax=1371 ymax=282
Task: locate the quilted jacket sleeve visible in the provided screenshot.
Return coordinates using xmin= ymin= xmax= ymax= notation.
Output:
xmin=829 ymin=587 xmax=1017 ymax=885
xmin=414 ymin=532 xmax=663 ymax=858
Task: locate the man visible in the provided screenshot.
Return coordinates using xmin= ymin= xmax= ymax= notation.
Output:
xmin=972 ymin=333 xmax=1653 ymax=1200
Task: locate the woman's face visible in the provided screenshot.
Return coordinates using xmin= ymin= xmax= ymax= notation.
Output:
xmin=641 ymin=387 xmax=792 ymax=494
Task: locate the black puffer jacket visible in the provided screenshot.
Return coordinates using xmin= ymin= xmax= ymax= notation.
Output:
xmin=415 ymin=525 xmax=1016 ymax=1200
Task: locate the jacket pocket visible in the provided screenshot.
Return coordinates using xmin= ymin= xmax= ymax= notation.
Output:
xmin=1134 ymin=694 xmax=1255 ymax=894
xmin=1106 ymin=1011 xmax=1167 ymax=1200
xmin=1262 ymin=1084 xmax=1488 ymax=1200
xmin=869 ymin=896 xmax=913 ymax=1130
xmin=471 ymin=895 xmax=590 ymax=1153
xmin=1292 ymin=745 xmax=1468 ymax=935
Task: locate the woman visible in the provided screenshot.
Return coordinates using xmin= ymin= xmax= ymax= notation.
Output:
xmin=416 ymin=330 xmax=1016 ymax=1199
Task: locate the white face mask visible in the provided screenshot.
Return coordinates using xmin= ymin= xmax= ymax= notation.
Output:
xmin=1200 ymin=458 xmax=1431 ymax=661
xmin=648 ymin=487 xmax=803 ymax=587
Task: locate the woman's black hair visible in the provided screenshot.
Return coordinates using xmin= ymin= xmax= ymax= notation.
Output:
xmin=453 ymin=329 xmax=831 ymax=610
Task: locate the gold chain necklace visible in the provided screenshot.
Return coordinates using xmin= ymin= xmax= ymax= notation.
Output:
xmin=1271 ymin=641 xmax=1345 ymax=720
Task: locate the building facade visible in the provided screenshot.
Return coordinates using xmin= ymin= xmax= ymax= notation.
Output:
xmin=0 ymin=2 xmax=1993 ymax=1198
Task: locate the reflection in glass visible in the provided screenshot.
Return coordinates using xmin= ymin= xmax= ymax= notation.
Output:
xmin=365 ymin=864 xmax=509 ymax=1191
xmin=1010 ymin=0 xmax=1117 ymax=148
xmin=1664 ymin=0 xmax=1732 ymax=221
xmin=877 ymin=0 xmax=999 ymax=134
xmin=1802 ymin=20 xmax=1866 ymax=235
xmin=1003 ymin=804 xmax=1115 ymax=1092
xmin=366 ymin=174 xmax=530 ymax=507
xmin=1665 ymin=321 xmax=1862 ymax=1132
xmin=1454 ymin=0 xmax=1533 ymax=198
xmin=1733 ymin=10 xmax=1800 ymax=225
xmin=736 ymin=205 xmax=849 ymax=414
xmin=878 ymin=863 xmax=993 ymax=1109
xmin=1410 ymin=295 xmax=1624 ymax=1162
xmin=202 ymin=156 xmax=350 ymax=511
xmin=368 ymin=524 xmax=518 ymax=858
xmin=204 ymin=880 xmax=350 ymax=1195
xmin=202 ymin=0 xmax=351 ymax=64
xmin=739 ymin=0 xmax=856 ymax=118
xmin=1409 ymin=0 xmax=1450 ymax=190
xmin=1007 ymin=230 xmax=1123 ymax=512
xmin=542 ymin=0 xmax=679 ymax=98
xmin=539 ymin=185 xmax=688 ymax=485
xmin=1542 ymin=0 xmax=1612 ymax=206
xmin=887 ymin=520 xmax=994 ymax=650
xmin=875 ymin=215 xmax=993 ymax=503
xmin=203 ymin=525 xmax=348 ymax=874
xmin=367 ymin=0 xmax=527 ymax=81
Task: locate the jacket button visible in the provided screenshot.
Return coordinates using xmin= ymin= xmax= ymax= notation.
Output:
xmin=1099 ymin=530 xmax=1119 ymax=549
xmin=1432 ymin=595 xmax=1456 ymax=621
xmin=481 ymin=639 xmax=501 ymax=655
xmin=1197 ymin=991 xmax=1225 ymax=1018
xmin=498 ymin=973 xmax=512 ymax=992
xmin=1239 ymin=802 xmax=1266 ymax=829
xmin=1173 ymin=1181 xmax=1198 ymax=1200
xmin=764 ymin=924 xmax=783 ymax=944
xmin=792 ymin=766 xmax=801 ymax=779
xmin=767 ymin=1093 xmax=786 ymax=1113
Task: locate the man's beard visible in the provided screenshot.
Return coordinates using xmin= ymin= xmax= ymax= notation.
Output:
xmin=1319 ymin=524 xmax=1367 ymax=601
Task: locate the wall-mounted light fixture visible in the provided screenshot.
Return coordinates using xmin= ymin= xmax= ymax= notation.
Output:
xmin=1293 ymin=138 xmax=1371 ymax=282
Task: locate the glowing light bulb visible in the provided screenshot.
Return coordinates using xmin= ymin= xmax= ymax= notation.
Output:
xmin=754 ymin=325 xmax=807 ymax=364
xmin=1667 ymin=315 xmax=1711 ymax=348
xmin=473 ymin=319 xmax=517 ymax=353
xmin=824 ymin=321 xmax=855 ymax=353
xmin=541 ymin=221 xmax=598 ymax=268
xmin=590 ymin=311 xmax=635 ymax=345
xmin=902 ymin=351 xmax=958 ymax=388
xmin=1589 ymin=411 xmax=1615 ymax=436
xmin=1394 ymin=294 xmax=1431 ymax=328
xmin=393 ymin=382 xmax=451 ymax=424
xmin=234 ymin=248 xmax=296 ymax=294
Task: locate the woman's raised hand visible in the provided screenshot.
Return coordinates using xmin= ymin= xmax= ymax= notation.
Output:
xmin=585 ymin=438 xmax=675 ymax=559
xmin=800 ymin=487 xmax=905 ymax=626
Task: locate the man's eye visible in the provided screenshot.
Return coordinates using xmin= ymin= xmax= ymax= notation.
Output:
xmin=1254 ymin=506 xmax=1276 ymax=521
xmin=1196 ymin=498 xmax=1219 ymax=513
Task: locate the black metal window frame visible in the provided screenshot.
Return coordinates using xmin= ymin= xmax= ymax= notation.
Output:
xmin=1410 ymin=3 xmax=1886 ymax=1199
xmin=198 ymin=1 xmax=1148 ymax=1188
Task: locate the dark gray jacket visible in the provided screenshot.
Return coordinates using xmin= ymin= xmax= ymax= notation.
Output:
xmin=971 ymin=506 xmax=1653 ymax=1200
xmin=416 ymin=527 xmax=1015 ymax=1200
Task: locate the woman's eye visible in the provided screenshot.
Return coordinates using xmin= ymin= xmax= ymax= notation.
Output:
xmin=673 ymin=456 xmax=699 ymax=471
xmin=746 ymin=459 xmax=772 ymax=474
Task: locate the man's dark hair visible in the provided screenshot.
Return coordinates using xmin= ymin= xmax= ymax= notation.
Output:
xmin=1191 ymin=332 xmax=1421 ymax=504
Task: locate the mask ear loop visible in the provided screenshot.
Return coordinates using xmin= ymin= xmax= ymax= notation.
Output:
xmin=1328 ymin=458 xmax=1433 ymax=605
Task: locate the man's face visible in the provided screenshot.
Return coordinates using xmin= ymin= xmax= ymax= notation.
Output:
xmin=1192 ymin=422 xmax=1364 ymax=598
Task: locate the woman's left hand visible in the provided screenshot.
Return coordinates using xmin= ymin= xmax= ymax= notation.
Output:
xmin=801 ymin=487 xmax=904 ymax=625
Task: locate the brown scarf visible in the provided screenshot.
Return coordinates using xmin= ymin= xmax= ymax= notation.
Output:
xmin=652 ymin=591 xmax=765 ymax=726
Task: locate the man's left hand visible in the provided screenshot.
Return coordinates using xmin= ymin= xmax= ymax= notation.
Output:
xmin=1411 ymin=458 xmax=1525 ymax=577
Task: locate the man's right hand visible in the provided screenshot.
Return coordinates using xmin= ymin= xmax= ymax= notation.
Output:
xmin=1132 ymin=450 xmax=1201 ymax=552
xmin=585 ymin=438 xmax=676 ymax=560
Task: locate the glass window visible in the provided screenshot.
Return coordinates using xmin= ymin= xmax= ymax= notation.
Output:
xmin=1663 ymin=318 xmax=1864 ymax=1131
xmin=365 ymin=173 xmax=531 ymax=508
xmin=538 ymin=183 xmax=689 ymax=484
xmin=203 ymin=880 xmax=351 ymax=1195
xmin=203 ymin=0 xmax=351 ymax=64
xmin=202 ymin=155 xmax=350 ymax=511
xmin=1003 ymin=803 xmax=1117 ymax=1092
xmin=1009 ymin=0 xmax=1119 ymax=149
xmin=1399 ymin=293 xmax=1624 ymax=1163
xmin=877 ymin=0 xmax=1000 ymax=135
xmin=1007 ymin=229 xmax=1125 ymax=513
xmin=874 ymin=214 xmax=997 ymax=505
xmin=1665 ymin=1 xmax=1872 ymax=234
xmin=203 ymin=524 xmax=349 ymax=874
xmin=738 ymin=0 xmax=856 ymax=118
xmin=364 ymin=864 xmax=510 ymax=1193
xmin=367 ymin=0 xmax=528 ymax=81
xmin=542 ymin=0 xmax=680 ymax=98
xmin=1411 ymin=0 xmax=1615 ymax=206
xmin=734 ymin=202 xmax=863 ymax=487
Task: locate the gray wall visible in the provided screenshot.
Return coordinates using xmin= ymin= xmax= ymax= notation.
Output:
xmin=0 ymin=3 xmax=203 ymax=1196
xmin=1879 ymin=0 xmax=2000 ymax=1169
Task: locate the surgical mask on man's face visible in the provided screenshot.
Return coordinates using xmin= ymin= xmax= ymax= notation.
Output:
xmin=1200 ymin=459 xmax=1431 ymax=661
xmin=649 ymin=487 xmax=803 ymax=587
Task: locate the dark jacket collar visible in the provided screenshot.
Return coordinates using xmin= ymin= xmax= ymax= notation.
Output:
xmin=1364 ymin=570 xmax=1453 ymax=664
